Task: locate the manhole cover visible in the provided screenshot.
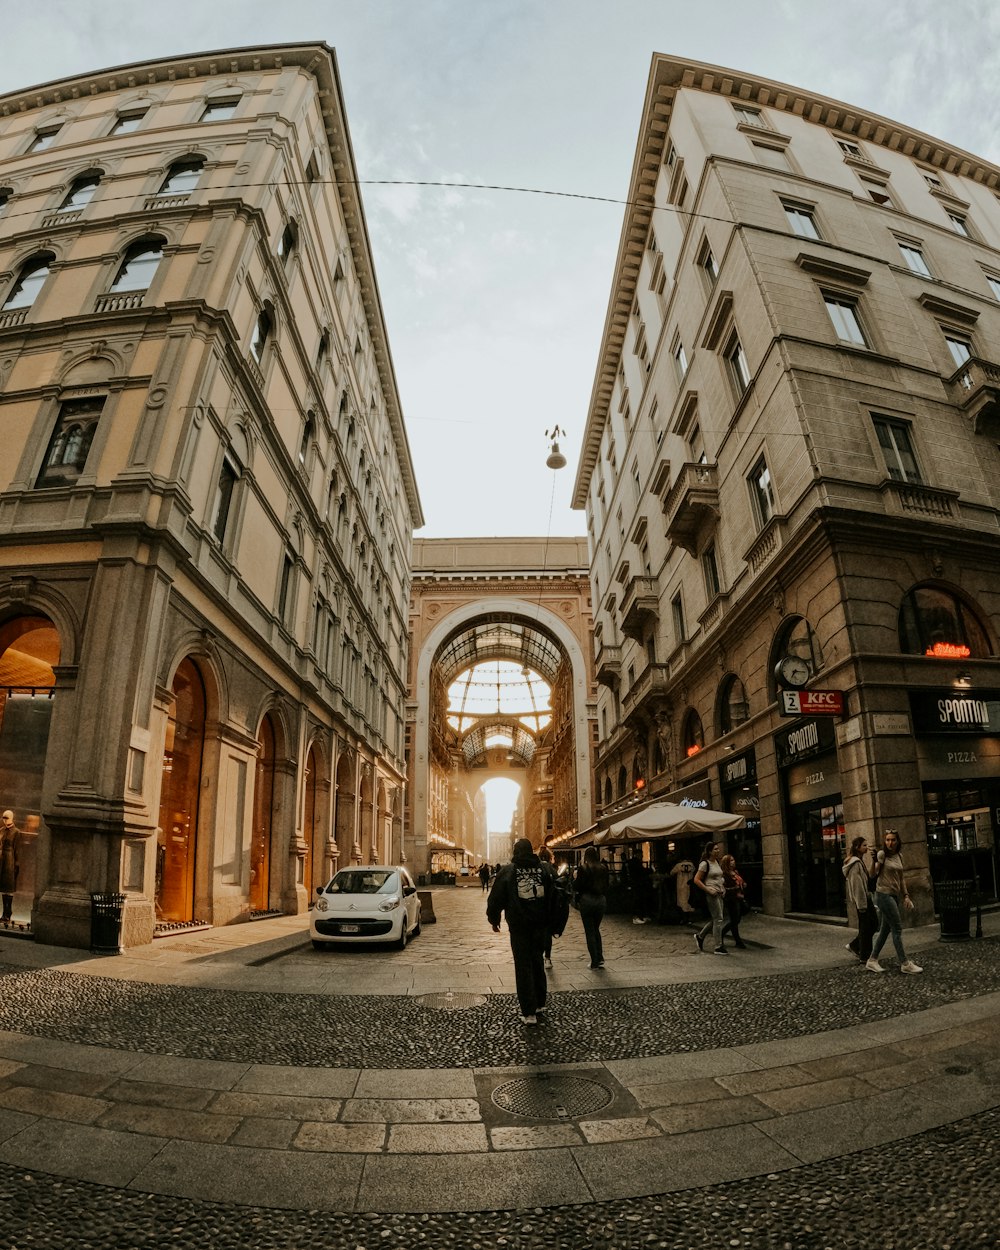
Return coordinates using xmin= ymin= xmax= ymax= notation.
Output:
xmin=491 ymin=1074 xmax=613 ymax=1120
xmin=416 ymin=992 xmax=487 ymax=1010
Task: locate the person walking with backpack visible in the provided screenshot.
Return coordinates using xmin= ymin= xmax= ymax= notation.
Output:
xmin=866 ymin=829 xmax=922 ymax=975
xmin=843 ymin=835 xmax=877 ymax=963
xmin=693 ymin=841 xmax=728 ymax=954
xmin=487 ymin=838 xmax=557 ymax=1025
xmin=573 ymin=846 xmax=610 ymax=969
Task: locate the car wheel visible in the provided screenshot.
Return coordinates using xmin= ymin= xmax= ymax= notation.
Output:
xmin=311 ymin=939 xmax=329 ymax=951
xmin=395 ymin=919 xmax=408 ymax=950
xmin=412 ymin=917 xmax=421 ymax=938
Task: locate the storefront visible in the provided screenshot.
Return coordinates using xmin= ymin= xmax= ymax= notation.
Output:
xmin=911 ymin=689 xmax=1000 ymax=902
xmin=719 ymin=749 xmax=762 ymax=908
xmin=776 ymin=717 xmax=845 ymax=915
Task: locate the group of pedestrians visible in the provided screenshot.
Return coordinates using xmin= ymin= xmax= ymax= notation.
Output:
xmin=843 ymin=829 xmax=922 ymax=974
xmin=691 ymin=841 xmax=748 ymax=954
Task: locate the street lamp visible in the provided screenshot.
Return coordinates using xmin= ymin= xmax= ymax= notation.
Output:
xmin=545 ymin=425 xmax=567 ymax=470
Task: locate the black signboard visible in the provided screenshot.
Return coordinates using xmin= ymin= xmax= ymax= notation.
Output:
xmin=774 ymin=716 xmax=836 ymax=768
xmin=720 ymin=749 xmax=757 ymax=790
xmin=909 ymin=690 xmax=1000 ymax=736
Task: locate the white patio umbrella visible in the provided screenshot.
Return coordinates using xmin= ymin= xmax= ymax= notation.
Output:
xmin=594 ymin=801 xmax=744 ymax=846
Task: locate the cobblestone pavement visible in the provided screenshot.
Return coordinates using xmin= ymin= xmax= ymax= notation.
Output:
xmin=0 ymin=887 xmax=995 ymax=1248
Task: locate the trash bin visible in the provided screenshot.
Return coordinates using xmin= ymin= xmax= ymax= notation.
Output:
xmin=90 ymin=892 xmax=126 ymax=954
xmin=935 ymin=879 xmax=973 ymax=941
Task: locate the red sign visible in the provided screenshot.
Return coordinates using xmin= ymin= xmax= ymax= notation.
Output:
xmin=781 ymin=689 xmax=845 ymax=716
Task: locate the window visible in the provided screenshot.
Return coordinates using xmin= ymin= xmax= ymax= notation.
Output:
xmin=306 ymin=152 xmax=321 ymax=184
xmin=250 ymin=307 xmax=272 ymax=362
xmin=752 ymin=142 xmax=791 ymax=171
xmin=921 ymin=168 xmax=944 ymax=191
xmin=873 ymin=415 xmax=922 ymax=483
xmin=898 ymin=241 xmax=931 ymax=277
xmin=1 ymin=253 xmax=53 ymax=311
xmin=898 ymin=585 xmax=992 ymax=658
xmin=698 ymin=242 xmax=718 ymax=284
xmin=724 ymin=332 xmax=751 ymax=396
xmin=665 ymin=143 xmax=676 ymax=170
xmin=632 ymin=459 xmax=642 ymax=501
xmin=733 ymin=105 xmax=766 ymax=129
xmin=109 ymin=109 xmax=147 ymax=135
xmin=682 ymin=710 xmax=703 ymax=758
xmin=56 ymin=173 xmax=100 ymax=212
xmin=672 ymin=337 xmax=688 ymax=382
xmin=749 ymin=456 xmax=775 ymax=527
xmin=26 ymin=125 xmax=61 ymax=154
xmin=156 ymin=159 xmax=203 ymax=197
xmin=200 ymin=97 xmax=239 ymax=122
xmin=837 ymin=139 xmax=867 ymax=161
xmin=860 ymin=178 xmax=894 ymax=207
xmin=211 ymin=453 xmax=240 ymax=543
xmin=719 ymin=675 xmax=749 ymax=734
xmin=783 ymin=202 xmax=821 ymax=240
xmin=947 ymin=211 xmax=971 ymax=238
xmin=36 ymin=396 xmax=105 ymax=488
xmin=277 ymin=222 xmax=297 ymax=266
xmin=671 ymin=592 xmax=686 ymax=643
xmin=110 ymin=239 xmax=163 ymax=292
xmin=317 ymin=329 xmax=330 ymax=368
xmin=824 ymin=294 xmax=868 ymax=346
xmin=0 ymin=187 xmax=10 ymax=215
xmin=277 ymin=551 xmax=294 ymax=621
xmin=944 ymin=332 xmax=972 ymax=368
xmin=702 ymin=544 xmax=721 ymax=598
xmin=298 ymin=414 xmax=315 ymax=467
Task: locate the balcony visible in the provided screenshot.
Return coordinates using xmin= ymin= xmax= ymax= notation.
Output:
xmin=879 ymin=479 xmax=958 ymax=521
xmin=144 ymin=192 xmax=191 ymax=211
xmin=94 ymin=291 xmax=144 ymax=313
xmin=0 ymin=307 xmax=29 ymax=330
xmin=594 ymin=643 xmax=622 ymax=689
xmin=663 ymin=462 xmax=719 ymax=554
xmin=622 ymin=662 xmax=670 ymax=727
xmin=620 ymin=575 xmax=659 ymax=642
xmin=949 ymin=356 xmax=1000 ymax=439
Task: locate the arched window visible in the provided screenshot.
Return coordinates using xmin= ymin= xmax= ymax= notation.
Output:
xmin=277 ymin=221 xmax=297 ymax=266
xmin=604 ymin=777 xmax=613 ymax=808
xmin=110 ymin=238 xmax=163 ymax=292
xmin=617 ymin=765 xmax=628 ymax=799
xmin=317 ymin=329 xmax=330 ymax=368
xmin=771 ymin=616 xmax=824 ymax=698
xmin=200 ymin=96 xmax=240 ymax=123
xmin=2 ymin=252 xmax=54 ymax=310
xmin=298 ymin=413 xmax=315 ymax=467
xmin=0 ymin=187 xmax=11 ymax=215
xmin=250 ymin=305 xmax=272 ymax=362
xmin=899 ymin=585 xmax=992 ymax=658
xmin=718 ymin=675 xmax=750 ymax=735
xmin=682 ymin=709 xmax=704 ymax=758
xmin=156 ymin=158 xmax=204 ymax=197
xmin=57 ymin=171 xmax=101 ymax=212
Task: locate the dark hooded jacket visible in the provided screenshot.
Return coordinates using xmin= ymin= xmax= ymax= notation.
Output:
xmin=487 ymin=838 xmax=556 ymax=932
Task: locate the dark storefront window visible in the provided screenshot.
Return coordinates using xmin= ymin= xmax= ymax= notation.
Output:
xmin=899 ymin=586 xmax=992 ymax=658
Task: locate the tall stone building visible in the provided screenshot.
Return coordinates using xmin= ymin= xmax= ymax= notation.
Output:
xmin=0 ymin=44 xmax=422 ymax=947
xmin=406 ymin=537 xmax=595 ymax=878
xmin=574 ymin=55 xmax=1000 ymax=919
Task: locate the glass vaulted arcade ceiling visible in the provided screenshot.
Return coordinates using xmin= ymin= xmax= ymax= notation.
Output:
xmin=438 ymin=620 xmax=560 ymax=768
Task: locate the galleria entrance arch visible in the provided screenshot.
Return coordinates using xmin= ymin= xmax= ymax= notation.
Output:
xmin=407 ymin=538 xmax=596 ymax=877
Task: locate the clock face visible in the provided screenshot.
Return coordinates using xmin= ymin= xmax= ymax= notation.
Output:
xmin=778 ymin=656 xmax=811 ymax=687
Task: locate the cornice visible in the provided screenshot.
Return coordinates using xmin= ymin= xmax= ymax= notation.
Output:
xmin=572 ymin=52 xmax=1000 ymax=510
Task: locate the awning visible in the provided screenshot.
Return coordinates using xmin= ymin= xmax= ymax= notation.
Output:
xmin=594 ymin=801 xmax=744 ymax=846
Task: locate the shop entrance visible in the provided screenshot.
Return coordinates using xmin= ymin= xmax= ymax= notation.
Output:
xmin=924 ymin=781 xmax=999 ymax=902
xmin=156 ymin=658 xmax=205 ymax=923
xmin=787 ymin=793 xmax=845 ymax=915
xmin=250 ymin=715 xmax=276 ymax=912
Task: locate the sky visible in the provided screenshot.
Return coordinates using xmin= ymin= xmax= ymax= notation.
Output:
xmin=2 ymin=0 xmax=999 ymax=540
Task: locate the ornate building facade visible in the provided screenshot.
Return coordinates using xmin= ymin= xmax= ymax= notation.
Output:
xmin=575 ymin=55 xmax=1000 ymax=919
xmin=0 ymin=44 xmax=422 ymax=947
xmin=406 ymin=538 xmax=596 ymax=876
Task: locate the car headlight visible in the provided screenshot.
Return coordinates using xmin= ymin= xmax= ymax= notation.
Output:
xmin=378 ymin=895 xmax=401 ymax=912
xmin=316 ymin=897 xmax=328 ymax=913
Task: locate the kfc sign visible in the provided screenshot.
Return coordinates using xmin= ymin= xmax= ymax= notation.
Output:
xmin=781 ymin=689 xmax=844 ymax=716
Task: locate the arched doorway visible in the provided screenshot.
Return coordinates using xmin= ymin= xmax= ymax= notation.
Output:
xmin=334 ymin=750 xmax=356 ymax=864
xmin=303 ymin=743 xmax=319 ymax=893
xmin=0 ymin=614 xmax=61 ymax=926
xmin=156 ymin=657 xmax=205 ymax=923
xmin=251 ymin=714 xmax=277 ymax=911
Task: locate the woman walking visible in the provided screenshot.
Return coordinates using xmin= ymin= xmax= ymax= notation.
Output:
xmin=866 ymin=830 xmax=922 ymax=974
xmin=843 ymin=835 xmax=877 ymax=963
xmin=574 ymin=846 xmax=610 ymax=969
xmin=719 ymin=853 xmax=747 ymax=949
xmin=693 ymin=841 xmax=728 ymax=954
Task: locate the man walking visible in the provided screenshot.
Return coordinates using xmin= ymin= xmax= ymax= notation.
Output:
xmin=487 ymin=838 xmax=556 ymax=1026
xmin=478 ymin=862 xmax=490 ymax=892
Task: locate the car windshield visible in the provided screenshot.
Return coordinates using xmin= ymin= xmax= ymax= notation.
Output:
xmin=329 ymin=870 xmax=397 ymax=895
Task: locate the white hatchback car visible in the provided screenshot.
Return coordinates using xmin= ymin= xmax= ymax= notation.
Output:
xmin=310 ymin=865 xmax=421 ymax=950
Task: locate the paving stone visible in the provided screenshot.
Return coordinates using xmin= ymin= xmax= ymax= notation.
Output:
xmin=293 ymin=1121 xmax=386 ymax=1153
xmin=124 ymin=1054 xmax=250 ymax=1090
xmin=233 ymin=1065 xmax=360 ymax=1098
xmin=578 ymin=1116 xmax=661 ymax=1144
xmin=0 ymin=1062 xmax=114 ymax=1097
xmin=103 ymin=1077 xmax=216 ymax=1111
xmin=229 ymin=1116 xmax=301 ymax=1149
xmin=0 ymin=1118 xmax=167 ymax=1185
xmin=715 ymin=1064 xmax=811 ymax=1095
xmin=488 ymin=1123 xmax=583 ymax=1149
xmin=342 ymin=1096 xmax=481 ymax=1123
xmin=209 ymin=1090 xmax=343 ymax=1121
xmin=631 ymin=1075 xmax=733 ymax=1108
xmin=796 ymin=1049 xmax=879 ymax=1080
xmin=859 ymin=1056 xmax=941 ymax=1090
xmin=754 ymin=1074 xmax=866 ymax=1113
xmin=648 ymin=1094 xmax=775 ymax=1134
xmin=96 ymin=1101 xmax=241 ymax=1143
xmin=386 ymin=1122 xmax=489 ymax=1153
xmin=0 ymin=1084 xmax=109 ymax=1124
xmin=353 ymin=1068 xmax=477 ymax=1098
